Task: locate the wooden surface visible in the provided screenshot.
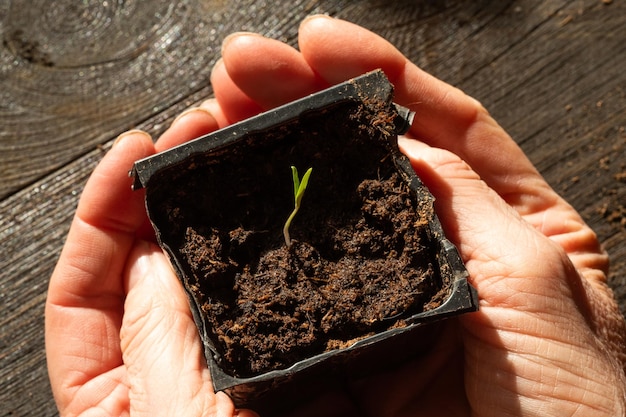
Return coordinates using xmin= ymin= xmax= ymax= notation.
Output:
xmin=1 ymin=0 xmax=624 ymax=415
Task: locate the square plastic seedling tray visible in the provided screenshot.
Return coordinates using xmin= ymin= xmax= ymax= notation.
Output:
xmin=131 ymin=70 xmax=478 ymax=414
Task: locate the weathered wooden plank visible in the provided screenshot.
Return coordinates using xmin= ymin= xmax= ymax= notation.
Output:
xmin=0 ymin=0 xmax=351 ymax=200
xmin=1 ymin=0 xmax=624 ymax=416
xmin=1 ymin=1 xmax=206 ymax=198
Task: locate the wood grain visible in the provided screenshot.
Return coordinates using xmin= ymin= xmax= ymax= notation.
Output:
xmin=0 ymin=0 xmax=349 ymax=199
xmin=1 ymin=0 xmax=624 ymax=415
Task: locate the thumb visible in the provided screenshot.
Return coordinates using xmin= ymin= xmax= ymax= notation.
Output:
xmin=397 ymin=137 xmax=578 ymax=313
xmin=120 ymin=241 xmax=240 ymax=417
xmin=398 ymin=137 xmax=626 ymax=414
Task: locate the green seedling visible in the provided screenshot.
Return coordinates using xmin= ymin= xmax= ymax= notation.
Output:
xmin=283 ymin=166 xmax=313 ymax=247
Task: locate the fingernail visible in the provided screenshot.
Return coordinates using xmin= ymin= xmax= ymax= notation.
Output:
xmin=113 ymin=129 xmax=151 ymax=148
xmin=199 ymin=98 xmax=222 ymax=118
xmin=172 ymin=107 xmax=216 ymax=125
xmin=221 ymin=31 xmax=264 ymax=56
xmin=211 ymin=56 xmax=224 ymax=76
xmin=301 ymin=13 xmax=334 ymax=25
xmin=200 ymin=98 xmax=217 ymax=109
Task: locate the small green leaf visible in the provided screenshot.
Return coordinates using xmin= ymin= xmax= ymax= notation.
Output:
xmin=295 ymin=167 xmax=312 ymax=207
xmin=291 ymin=166 xmax=300 ymax=204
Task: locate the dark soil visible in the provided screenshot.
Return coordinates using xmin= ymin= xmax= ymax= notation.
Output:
xmin=145 ymin=100 xmax=451 ymax=378
xmin=180 ymin=173 xmax=446 ymax=376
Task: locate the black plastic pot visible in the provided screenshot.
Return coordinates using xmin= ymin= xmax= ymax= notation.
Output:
xmin=131 ymin=70 xmax=478 ymax=413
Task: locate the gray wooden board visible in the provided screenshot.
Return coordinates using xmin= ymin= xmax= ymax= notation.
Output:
xmin=1 ymin=0 xmax=624 ymax=415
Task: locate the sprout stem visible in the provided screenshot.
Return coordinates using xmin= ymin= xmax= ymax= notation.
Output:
xmin=283 ymin=166 xmax=312 ymax=247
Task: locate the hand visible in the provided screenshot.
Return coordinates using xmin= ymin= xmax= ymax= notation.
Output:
xmin=45 ymin=114 xmax=260 ymax=416
xmin=205 ymin=15 xmax=626 ymax=416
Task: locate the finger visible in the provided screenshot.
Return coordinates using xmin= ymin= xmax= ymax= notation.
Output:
xmin=298 ymin=15 xmax=406 ymax=88
xmin=199 ymin=98 xmax=230 ymax=129
xmin=210 ymin=58 xmax=263 ymax=124
xmin=298 ymin=15 xmax=476 ymax=147
xmin=398 ymin=137 xmax=529 ymax=269
xmin=78 ymin=130 xmax=154 ymax=231
xmin=155 ymin=107 xmax=220 ymax=152
xmin=398 ymin=136 xmax=606 ymax=277
xmin=397 ymin=138 xmax=601 ymax=335
xmin=45 ymin=131 xmax=156 ymax=407
xmin=399 ymin=138 xmax=625 ymax=361
xmin=220 ymin=32 xmax=324 ymax=109
xmin=298 ymin=16 xmax=608 ymax=275
xmin=297 ymin=16 xmax=541 ymax=206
